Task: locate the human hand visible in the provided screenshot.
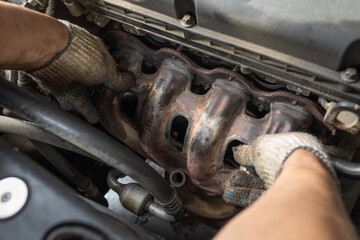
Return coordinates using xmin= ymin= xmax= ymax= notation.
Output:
xmin=26 ymin=20 xmax=133 ymax=123
xmin=223 ymin=169 xmax=265 ymax=207
xmin=232 ymin=132 xmax=338 ymax=189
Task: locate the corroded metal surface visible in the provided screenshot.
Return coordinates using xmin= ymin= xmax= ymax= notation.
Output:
xmin=94 ymin=30 xmax=326 ymax=197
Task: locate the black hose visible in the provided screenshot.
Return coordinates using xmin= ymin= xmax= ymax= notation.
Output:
xmin=0 ymin=115 xmax=97 ymax=159
xmin=31 ymin=140 xmax=108 ymax=206
xmin=332 ymin=156 xmax=360 ymax=180
xmin=0 ymin=79 xmax=179 ymax=213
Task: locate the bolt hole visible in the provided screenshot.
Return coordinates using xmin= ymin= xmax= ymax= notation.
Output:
xmin=170 ymin=169 xmax=186 ymax=187
xmin=141 ymin=59 xmax=158 ymax=74
xmin=170 ymin=116 xmax=189 ymax=151
xmin=224 ymin=140 xmax=241 ymax=169
xmin=120 ymin=92 xmax=138 ymax=123
xmin=245 ymin=101 xmax=269 ymax=119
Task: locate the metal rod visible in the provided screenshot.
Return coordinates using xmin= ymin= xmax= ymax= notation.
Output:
xmin=332 ymin=156 xmax=360 ymax=179
xmin=107 ymin=168 xmax=124 ymax=193
xmin=107 ymin=169 xmax=176 ymax=222
xmin=31 ymin=140 xmax=108 ymax=206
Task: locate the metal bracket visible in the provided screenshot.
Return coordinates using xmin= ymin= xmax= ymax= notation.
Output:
xmin=324 ymin=102 xmax=360 ymax=134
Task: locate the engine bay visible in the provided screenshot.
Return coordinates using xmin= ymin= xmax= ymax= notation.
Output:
xmin=1 ymin=0 xmax=360 ymax=239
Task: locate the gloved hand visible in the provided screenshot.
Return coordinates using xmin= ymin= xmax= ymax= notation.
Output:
xmin=232 ymin=132 xmax=338 ymax=189
xmin=223 ymin=169 xmax=265 ymax=207
xmin=223 ymin=132 xmax=338 ymax=207
xmin=26 ymin=20 xmax=133 ymax=123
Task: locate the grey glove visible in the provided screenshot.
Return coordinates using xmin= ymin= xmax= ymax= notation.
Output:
xmin=223 ymin=169 xmax=265 ymax=207
xmin=26 ymin=20 xmax=133 ymax=123
xmin=232 ymin=132 xmax=338 ymax=189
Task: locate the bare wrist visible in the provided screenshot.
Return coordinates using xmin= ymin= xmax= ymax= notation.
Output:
xmin=30 ymin=19 xmax=70 ymax=70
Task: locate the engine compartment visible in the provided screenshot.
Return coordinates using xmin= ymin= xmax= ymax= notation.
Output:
xmin=1 ymin=0 xmax=360 ymax=239
xmin=96 ymin=30 xmax=325 ymax=195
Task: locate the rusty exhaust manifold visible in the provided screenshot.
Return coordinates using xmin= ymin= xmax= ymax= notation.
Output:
xmin=95 ymin=30 xmax=325 ymax=196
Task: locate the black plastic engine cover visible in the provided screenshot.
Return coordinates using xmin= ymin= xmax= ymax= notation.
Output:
xmin=0 ymin=141 xmax=140 ymax=240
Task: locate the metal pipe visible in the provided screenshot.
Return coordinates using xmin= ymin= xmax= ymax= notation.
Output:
xmin=0 ymin=80 xmax=180 ymax=214
xmin=146 ymin=202 xmax=176 ymax=222
xmin=0 ymin=115 xmax=95 ymax=159
xmin=107 ymin=168 xmax=124 ymax=193
xmin=32 ymin=140 xmax=92 ymax=190
xmin=332 ymin=156 xmax=360 ymax=179
xmin=31 ymin=140 xmax=108 ymax=206
xmin=107 ymin=169 xmax=176 ymax=222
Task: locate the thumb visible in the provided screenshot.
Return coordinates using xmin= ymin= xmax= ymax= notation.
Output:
xmin=232 ymin=145 xmax=253 ymax=165
xmin=105 ymin=72 xmax=134 ymax=92
xmin=56 ymin=85 xmax=99 ymax=124
xmin=223 ymin=186 xmax=264 ymax=207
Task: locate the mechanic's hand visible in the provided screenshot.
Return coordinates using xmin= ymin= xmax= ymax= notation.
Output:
xmin=26 ymin=20 xmax=133 ymax=123
xmin=232 ymin=132 xmax=338 ymax=189
xmin=223 ymin=169 xmax=265 ymax=207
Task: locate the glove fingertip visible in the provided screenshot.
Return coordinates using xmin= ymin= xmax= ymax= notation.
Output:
xmin=56 ymin=86 xmax=99 ymax=124
xmin=232 ymin=145 xmax=253 ymax=165
xmin=106 ymin=72 xmax=134 ymax=92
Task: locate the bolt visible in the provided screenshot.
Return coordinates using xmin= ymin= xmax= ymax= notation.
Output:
xmin=341 ymin=68 xmax=359 ymax=83
xmin=292 ymin=100 xmax=298 ymax=105
xmin=240 ymin=66 xmax=252 ymax=74
xmin=181 ymin=14 xmax=195 ymax=28
xmin=336 ymin=110 xmax=359 ymax=128
xmin=257 ymin=103 xmax=265 ymax=112
xmin=1 ymin=192 xmax=11 ymax=203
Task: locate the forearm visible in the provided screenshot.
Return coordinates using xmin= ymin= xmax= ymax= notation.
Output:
xmin=0 ymin=1 xmax=68 ymax=70
xmin=216 ymin=150 xmax=357 ymax=240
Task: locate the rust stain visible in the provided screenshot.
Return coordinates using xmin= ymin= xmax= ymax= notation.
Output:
xmin=95 ymin=30 xmax=327 ymax=201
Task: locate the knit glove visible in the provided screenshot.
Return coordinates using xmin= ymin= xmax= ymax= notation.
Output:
xmin=26 ymin=20 xmax=133 ymax=123
xmin=232 ymin=132 xmax=338 ymax=189
xmin=223 ymin=169 xmax=265 ymax=207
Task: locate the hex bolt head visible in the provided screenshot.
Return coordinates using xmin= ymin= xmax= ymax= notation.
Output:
xmin=341 ymin=67 xmax=359 ymax=83
xmin=181 ymin=14 xmax=195 ymax=28
xmin=336 ymin=110 xmax=359 ymax=129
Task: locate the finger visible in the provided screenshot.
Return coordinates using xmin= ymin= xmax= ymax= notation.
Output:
xmin=233 ymin=144 xmax=253 ymax=165
xmin=223 ymin=187 xmax=264 ymax=207
xmin=104 ymin=71 xmax=134 ymax=92
xmin=229 ymin=169 xmax=265 ymax=189
xmin=56 ymin=85 xmax=99 ymax=124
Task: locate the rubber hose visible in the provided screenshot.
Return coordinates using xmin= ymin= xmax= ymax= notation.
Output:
xmin=0 ymin=80 xmax=179 ymax=212
xmin=0 ymin=115 xmax=96 ymax=159
xmin=332 ymin=156 xmax=360 ymax=180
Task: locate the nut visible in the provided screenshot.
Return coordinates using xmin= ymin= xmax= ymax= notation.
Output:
xmin=181 ymin=14 xmax=195 ymax=28
xmin=341 ymin=68 xmax=359 ymax=83
xmin=336 ymin=110 xmax=359 ymax=128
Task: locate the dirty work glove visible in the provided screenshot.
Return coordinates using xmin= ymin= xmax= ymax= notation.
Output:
xmin=232 ymin=132 xmax=338 ymax=189
xmin=223 ymin=169 xmax=265 ymax=207
xmin=26 ymin=20 xmax=133 ymax=123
